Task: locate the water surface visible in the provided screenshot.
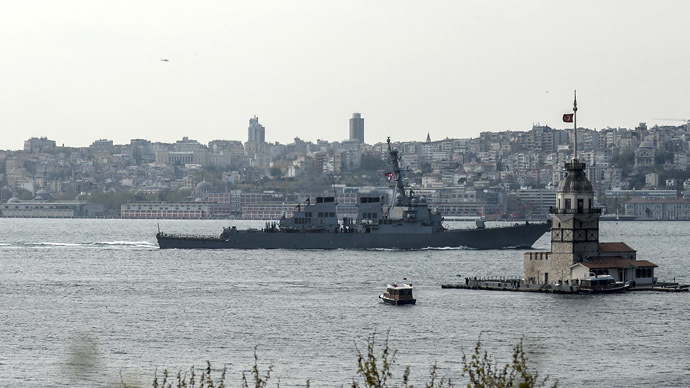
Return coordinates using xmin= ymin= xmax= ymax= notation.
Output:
xmin=0 ymin=219 xmax=688 ymax=387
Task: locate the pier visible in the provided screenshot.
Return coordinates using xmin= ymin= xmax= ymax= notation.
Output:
xmin=442 ymin=278 xmax=689 ymax=294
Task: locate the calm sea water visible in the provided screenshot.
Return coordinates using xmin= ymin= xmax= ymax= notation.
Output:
xmin=0 ymin=219 xmax=689 ymax=387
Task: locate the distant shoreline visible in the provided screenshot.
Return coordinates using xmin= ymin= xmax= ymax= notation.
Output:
xmin=1 ymin=216 xmax=690 ymax=221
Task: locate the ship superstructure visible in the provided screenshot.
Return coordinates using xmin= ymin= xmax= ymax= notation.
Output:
xmin=157 ymin=137 xmax=550 ymax=250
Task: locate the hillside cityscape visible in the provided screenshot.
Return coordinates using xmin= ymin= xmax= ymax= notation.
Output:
xmin=2 ymin=113 xmax=690 ymax=220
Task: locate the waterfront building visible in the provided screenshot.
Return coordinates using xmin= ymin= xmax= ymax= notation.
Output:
xmin=569 ymin=242 xmax=658 ymax=285
xmin=240 ymin=203 xmax=297 ymax=220
xmin=604 ymin=189 xmax=677 ymax=200
xmin=517 ymin=187 xmax=557 ymax=217
xmin=207 ymin=191 xmax=242 ymax=217
xmin=434 ymin=202 xmax=488 ymax=217
xmin=121 ymin=201 xmax=223 ymax=219
xmin=1 ymin=198 xmax=104 ymax=218
xmin=0 ymin=186 xmax=12 ymax=202
xmin=523 ymin=158 xmax=658 ymax=287
xmin=624 ymin=198 xmax=690 ymax=220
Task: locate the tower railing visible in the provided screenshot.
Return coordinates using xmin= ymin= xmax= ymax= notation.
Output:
xmin=564 ymin=160 xmax=586 ymax=170
xmin=549 ymin=207 xmax=602 ymax=215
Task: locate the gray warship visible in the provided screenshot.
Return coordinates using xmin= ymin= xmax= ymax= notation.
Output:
xmin=156 ymin=138 xmax=550 ymax=250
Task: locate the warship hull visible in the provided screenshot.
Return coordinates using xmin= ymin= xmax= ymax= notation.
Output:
xmin=156 ymin=222 xmax=550 ymax=250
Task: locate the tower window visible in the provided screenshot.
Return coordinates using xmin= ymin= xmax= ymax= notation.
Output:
xmin=565 ymin=199 xmax=571 ymax=209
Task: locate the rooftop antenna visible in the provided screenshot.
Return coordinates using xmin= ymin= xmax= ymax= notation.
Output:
xmin=387 ymin=137 xmax=407 ymax=205
xmin=573 ymin=90 xmax=578 ymax=161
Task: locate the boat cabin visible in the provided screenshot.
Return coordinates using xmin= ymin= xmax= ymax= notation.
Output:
xmin=379 ymin=281 xmax=416 ymax=305
xmin=580 ymin=274 xmax=617 ymax=288
xmin=577 ymin=274 xmax=628 ymax=294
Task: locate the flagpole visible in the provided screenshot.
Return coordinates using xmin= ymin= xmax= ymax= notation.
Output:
xmin=573 ymin=90 xmax=578 ymax=161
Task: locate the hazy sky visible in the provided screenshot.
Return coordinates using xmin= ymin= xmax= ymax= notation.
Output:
xmin=2 ymin=1 xmax=689 ymax=150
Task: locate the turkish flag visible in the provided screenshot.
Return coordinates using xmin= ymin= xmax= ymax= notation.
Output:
xmin=563 ymin=113 xmax=574 ymax=123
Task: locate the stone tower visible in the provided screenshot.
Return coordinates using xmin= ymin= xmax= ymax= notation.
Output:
xmin=549 ymin=159 xmax=600 ymax=265
xmin=524 ymin=159 xmax=601 ymax=284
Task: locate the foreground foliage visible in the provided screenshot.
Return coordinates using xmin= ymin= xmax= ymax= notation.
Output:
xmin=138 ymin=334 xmax=556 ymax=388
xmin=461 ymin=338 xmax=558 ymax=388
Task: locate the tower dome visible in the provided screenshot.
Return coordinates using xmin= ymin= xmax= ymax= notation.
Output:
xmin=557 ymin=160 xmax=593 ymax=194
xmin=553 ymin=159 xmax=596 ymax=214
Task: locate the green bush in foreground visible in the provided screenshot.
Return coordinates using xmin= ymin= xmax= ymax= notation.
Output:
xmin=141 ymin=334 xmax=556 ymax=388
xmin=461 ymin=338 xmax=558 ymax=388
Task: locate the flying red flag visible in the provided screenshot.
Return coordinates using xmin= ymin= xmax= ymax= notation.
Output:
xmin=563 ymin=113 xmax=574 ymax=123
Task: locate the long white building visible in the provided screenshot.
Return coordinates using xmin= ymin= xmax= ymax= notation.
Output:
xmin=1 ymin=198 xmax=104 ymax=218
xmin=121 ymin=201 xmax=216 ymax=219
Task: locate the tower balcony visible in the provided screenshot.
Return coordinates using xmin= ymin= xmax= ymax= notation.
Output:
xmin=549 ymin=207 xmax=601 ymax=215
xmin=565 ymin=160 xmax=586 ymax=170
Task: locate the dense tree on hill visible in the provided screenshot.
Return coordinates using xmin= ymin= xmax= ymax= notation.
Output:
xmin=269 ymin=167 xmax=282 ymax=179
xmin=17 ymin=188 xmax=33 ymax=200
xmin=612 ymin=147 xmax=635 ymax=176
xmin=78 ymin=190 xmax=138 ymax=212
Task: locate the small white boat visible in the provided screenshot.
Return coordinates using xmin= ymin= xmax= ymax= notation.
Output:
xmin=578 ymin=274 xmax=629 ymax=294
xmin=379 ymin=279 xmax=416 ymax=305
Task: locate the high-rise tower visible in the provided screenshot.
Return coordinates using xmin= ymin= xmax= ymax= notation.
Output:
xmin=349 ymin=113 xmax=364 ymax=143
xmin=248 ymin=116 xmax=265 ymax=143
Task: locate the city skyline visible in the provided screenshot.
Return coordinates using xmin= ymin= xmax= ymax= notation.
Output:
xmin=5 ymin=116 xmax=687 ymax=152
xmin=2 ymin=1 xmax=689 ymax=150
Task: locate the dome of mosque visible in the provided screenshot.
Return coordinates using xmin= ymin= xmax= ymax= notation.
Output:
xmin=196 ymin=180 xmax=212 ymax=192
